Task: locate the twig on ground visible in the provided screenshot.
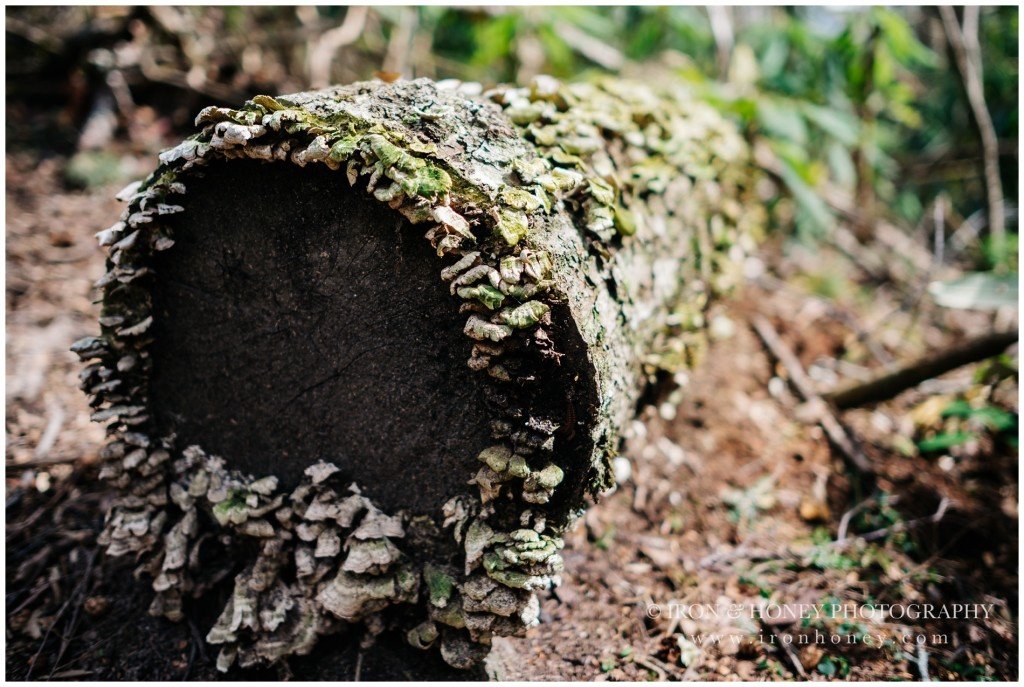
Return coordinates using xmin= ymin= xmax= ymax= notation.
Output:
xmin=27 ymin=576 xmax=74 ymax=679
xmin=188 ymin=616 xmax=209 ymax=664
xmin=49 ymin=548 xmax=99 ymax=679
xmin=33 ymin=396 xmax=66 ymax=461
xmin=698 ymin=542 xmax=791 ymax=570
xmin=354 ymin=649 xmax=364 ymax=682
xmin=768 ymin=624 xmax=807 ymax=679
xmin=7 ymin=455 xmax=79 ymax=470
xmin=5 ymin=15 xmax=64 ymax=53
xmin=837 ymin=496 xmax=877 ymax=541
xmin=825 ymin=331 xmax=1018 ymax=409
xmin=915 ymin=642 xmax=931 ymax=681
xmin=828 ymin=223 xmax=892 ymax=282
xmin=755 ymin=274 xmax=893 ymax=366
xmin=49 ymin=669 xmax=94 ymax=679
xmin=6 ymin=479 xmax=73 ymax=542
xmin=633 ymin=654 xmax=670 ymax=680
xmin=9 ymin=580 xmax=51 ymax=617
xmin=751 ymin=315 xmax=874 ymax=473
xmin=833 ymin=497 xmax=951 ymax=547
xmin=932 ymin=195 xmax=946 ymax=267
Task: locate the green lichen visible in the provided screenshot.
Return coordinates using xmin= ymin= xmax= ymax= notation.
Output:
xmin=500 ymin=187 xmax=544 ymax=212
xmin=457 ymin=285 xmax=505 ymax=310
xmin=531 ymin=464 xmax=564 ymax=489
xmin=494 ymin=208 xmax=529 ymax=246
xmin=328 ymin=135 xmax=362 ymax=161
xmin=251 ymin=94 xmax=287 ymax=111
xmin=425 ymin=565 xmax=455 ymax=608
xmin=506 ymin=455 xmax=530 ymax=479
xmin=403 ymin=164 xmax=452 ymax=199
xmin=477 ymin=445 xmax=512 ymax=473
xmin=212 ymin=490 xmax=249 ymax=525
xmin=613 ymin=205 xmax=637 ymax=236
xmin=496 ymin=301 xmax=549 ymax=328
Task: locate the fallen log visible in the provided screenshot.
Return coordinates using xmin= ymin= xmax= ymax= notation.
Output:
xmin=74 ymin=75 xmax=765 ymax=672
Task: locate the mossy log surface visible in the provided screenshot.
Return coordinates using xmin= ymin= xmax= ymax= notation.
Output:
xmin=74 ymin=75 xmax=764 ymax=673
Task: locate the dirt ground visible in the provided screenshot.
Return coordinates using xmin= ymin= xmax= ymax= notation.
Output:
xmin=5 ymin=128 xmax=1018 ymax=680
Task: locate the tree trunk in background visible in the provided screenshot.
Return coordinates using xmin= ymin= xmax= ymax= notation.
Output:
xmin=74 ymin=76 xmax=765 ymax=675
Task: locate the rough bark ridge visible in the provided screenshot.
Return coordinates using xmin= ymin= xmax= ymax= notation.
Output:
xmin=73 ymin=76 xmax=765 ymax=671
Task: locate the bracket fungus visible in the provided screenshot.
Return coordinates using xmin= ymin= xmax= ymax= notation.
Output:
xmin=76 ymin=76 xmax=765 ymax=672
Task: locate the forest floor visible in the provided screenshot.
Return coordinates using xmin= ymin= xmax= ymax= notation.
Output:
xmin=5 ymin=123 xmax=1018 ymax=680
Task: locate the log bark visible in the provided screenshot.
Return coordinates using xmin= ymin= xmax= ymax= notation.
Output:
xmin=74 ymin=76 xmax=764 ymax=672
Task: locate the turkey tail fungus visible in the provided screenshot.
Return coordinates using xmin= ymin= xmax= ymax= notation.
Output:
xmin=73 ymin=76 xmax=765 ymax=672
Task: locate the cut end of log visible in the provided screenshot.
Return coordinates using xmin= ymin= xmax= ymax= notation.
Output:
xmin=150 ymin=159 xmax=501 ymax=514
xmin=150 ymin=156 xmax=600 ymax=519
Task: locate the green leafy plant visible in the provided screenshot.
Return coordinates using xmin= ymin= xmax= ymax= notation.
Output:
xmin=818 ymin=655 xmax=852 ymax=678
xmin=721 ymin=476 xmax=777 ymax=528
xmin=917 ymin=398 xmax=1018 ymax=453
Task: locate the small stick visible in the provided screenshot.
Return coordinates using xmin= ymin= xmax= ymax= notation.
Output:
xmin=770 ymin=625 xmax=807 ymax=679
xmin=7 ymin=455 xmax=77 ymax=470
xmin=837 ymin=496 xmax=877 ymax=541
xmin=354 ymin=650 xmax=364 ymax=682
xmin=633 ymin=654 xmax=669 ymax=680
xmin=915 ymin=642 xmax=931 ymax=681
xmin=832 ymin=497 xmax=950 ymax=548
xmin=751 ymin=315 xmax=873 ymax=473
xmin=825 ymin=331 xmax=1018 ymax=409
xmin=49 ymin=548 xmax=99 ymax=679
xmin=27 ymin=583 xmax=73 ymax=680
xmin=34 ymin=396 xmax=65 ymax=461
xmin=9 ymin=580 xmax=50 ymax=616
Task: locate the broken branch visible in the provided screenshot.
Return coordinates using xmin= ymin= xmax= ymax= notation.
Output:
xmin=751 ymin=315 xmax=873 ymax=473
xmin=825 ymin=330 xmax=1018 ymax=409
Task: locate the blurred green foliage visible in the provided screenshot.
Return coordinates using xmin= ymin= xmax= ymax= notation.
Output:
xmin=398 ymin=6 xmax=1018 ymax=262
xmin=7 ymin=5 xmax=1018 ymax=272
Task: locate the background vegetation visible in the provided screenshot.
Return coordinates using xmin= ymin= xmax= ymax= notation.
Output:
xmin=7 ymin=5 xmax=1019 ymax=271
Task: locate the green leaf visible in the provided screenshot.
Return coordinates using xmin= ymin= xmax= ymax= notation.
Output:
xmin=917 ymin=431 xmax=976 ymax=453
xmin=537 ymin=23 xmax=575 ymax=75
xmin=939 ymin=399 xmax=974 ymax=418
xmin=942 ymin=401 xmax=1018 ymax=433
xmin=872 ymin=7 xmax=937 ymax=67
xmin=494 ymin=208 xmax=529 ymax=246
xmin=470 ymin=14 xmax=519 ymax=69
xmin=759 ymin=36 xmax=789 ymax=82
xmin=981 ymin=233 xmax=1019 ymax=272
xmin=756 ymin=99 xmax=808 ymax=145
xmin=774 ymin=149 xmax=833 ymax=239
xmin=928 ymin=273 xmax=1019 ymax=311
xmin=625 ymin=12 xmax=665 ymax=60
xmin=971 ymin=407 xmax=1017 ymax=433
xmin=826 ymin=141 xmax=857 ymax=188
xmin=802 ymin=104 xmax=860 ymax=146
